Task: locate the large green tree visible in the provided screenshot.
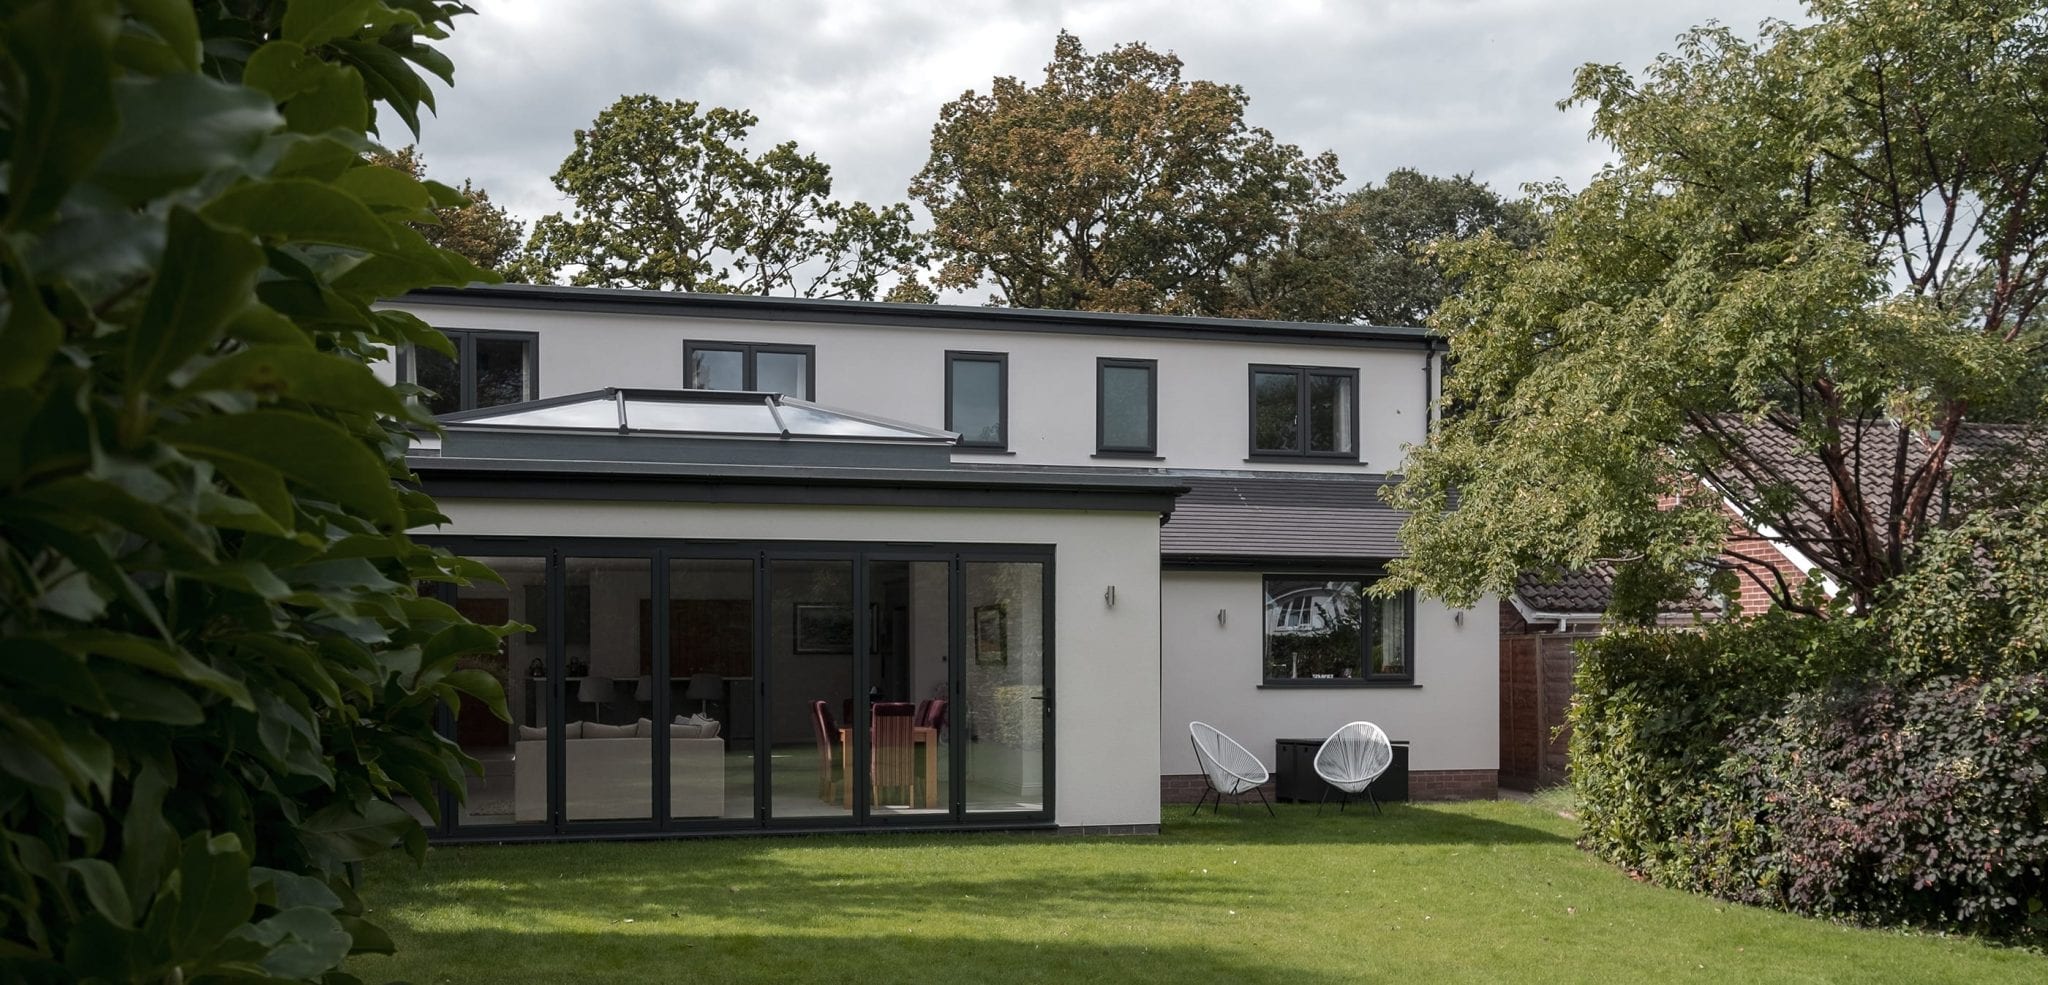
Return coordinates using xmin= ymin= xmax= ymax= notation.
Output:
xmin=911 ymin=31 xmax=1343 ymax=316
xmin=0 ymin=1 xmax=509 ymax=980
xmin=1385 ymin=0 xmax=2048 ymax=617
xmin=1337 ymin=169 xmax=1543 ymax=326
xmin=1231 ymin=168 xmax=1545 ymax=325
xmin=368 ymin=146 xmax=526 ymax=275
xmin=520 ymin=96 xmax=931 ymax=301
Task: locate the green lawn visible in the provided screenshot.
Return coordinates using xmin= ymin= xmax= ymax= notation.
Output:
xmin=352 ymin=800 xmax=2042 ymax=984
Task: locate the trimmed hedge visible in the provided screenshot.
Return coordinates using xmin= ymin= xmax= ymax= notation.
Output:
xmin=1570 ymin=616 xmax=2048 ymax=944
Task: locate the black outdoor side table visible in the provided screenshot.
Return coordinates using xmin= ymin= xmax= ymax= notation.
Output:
xmin=1274 ymin=738 xmax=1409 ymax=803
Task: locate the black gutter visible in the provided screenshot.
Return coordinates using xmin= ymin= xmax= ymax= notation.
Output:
xmin=399 ymin=284 xmax=1437 ymax=349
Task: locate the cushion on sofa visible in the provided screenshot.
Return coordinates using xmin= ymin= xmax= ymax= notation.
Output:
xmin=518 ymin=724 xmax=546 ymax=741
xmin=672 ymin=714 xmax=722 ymax=739
xmin=583 ymin=721 xmax=635 ymax=739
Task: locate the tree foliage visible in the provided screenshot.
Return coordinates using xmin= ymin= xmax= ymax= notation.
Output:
xmin=519 ymin=95 xmax=932 ymax=301
xmin=1231 ymin=168 xmax=1544 ymax=325
xmin=1386 ymin=0 xmax=2048 ymax=615
xmin=911 ymin=31 xmax=1343 ymax=316
xmin=1338 ymin=169 xmax=1544 ymax=326
xmin=367 ymin=145 xmax=525 ymax=275
xmin=0 ymin=1 xmax=510 ymax=980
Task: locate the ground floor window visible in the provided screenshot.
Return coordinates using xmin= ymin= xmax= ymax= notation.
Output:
xmin=410 ymin=538 xmax=1053 ymax=839
xmin=1261 ymin=574 xmax=1412 ymax=684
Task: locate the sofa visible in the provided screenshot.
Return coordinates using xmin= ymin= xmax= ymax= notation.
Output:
xmin=513 ymin=720 xmax=726 ymax=821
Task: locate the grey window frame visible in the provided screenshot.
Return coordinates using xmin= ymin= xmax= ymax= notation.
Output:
xmin=683 ymin=340 xmax=817 ymax=399
xmin=1258 ymin=572 xmax=1415 ymax=686
xmin=405 ymin=328 xmax=539 ymax=414
xmin=1246 ymin=364 xmax=1361 ymax=461
xmin=944 ymin=350 xmax=1009 ymax=451
xmin=1094 ymin=357 xmax=1158 ymax=457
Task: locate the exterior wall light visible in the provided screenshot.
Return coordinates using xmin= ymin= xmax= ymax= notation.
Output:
xmin=1217 ymin=608 xmax=1227 ymax=627
xmin=1104 ymin=585 xmax=1117 ymax=608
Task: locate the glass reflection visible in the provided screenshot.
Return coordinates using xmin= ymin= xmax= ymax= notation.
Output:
xmin=455 ymin=556 xmax=546 ymax=827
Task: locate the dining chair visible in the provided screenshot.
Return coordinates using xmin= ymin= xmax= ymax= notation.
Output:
xmin=809 ymin=700 xmax=838 ymax=803
xmin=917 ymin=697 xmax=949 ymax=739
xmin=871 ymin=701 xmax=917 ymax=809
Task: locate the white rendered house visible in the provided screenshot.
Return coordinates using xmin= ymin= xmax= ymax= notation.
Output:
xmin=381 ymin=285 xmax=1498 ymax=841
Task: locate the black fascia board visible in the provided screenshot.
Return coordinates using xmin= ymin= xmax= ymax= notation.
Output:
xmin=399 ymin=284 xmax=1436 ymax=349
xmin=410 ymin=457 xmax=1188 ymax=517
xmin=1161 ymin=554 xmax=1400 ymax=570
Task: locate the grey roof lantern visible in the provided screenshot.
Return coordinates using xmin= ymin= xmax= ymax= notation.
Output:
xmin=427 ymin=388 xmax=959 ymax=470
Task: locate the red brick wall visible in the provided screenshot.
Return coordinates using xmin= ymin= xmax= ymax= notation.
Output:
xmin=1407 ymin=769 xmax=1499 ymax=801
xmin=1160 ymin=773 xmax=1274 ymax=804
xmin=1160 ymin=770 xmax=1496 ymax=804
xmin=1724 ymin=519 xmax=1808 ymax=616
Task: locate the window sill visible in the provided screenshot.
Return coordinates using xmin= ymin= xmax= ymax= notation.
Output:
xmin=1243 ymin=455 xmax=1364 ymax=465
xmin=1256 ymin=681 xmax=1420 ymax=690
xmin=1092 ymin=452 xmax=1164 ymax=461
xmin=952 ymin=448 xmax=1015 ymax=456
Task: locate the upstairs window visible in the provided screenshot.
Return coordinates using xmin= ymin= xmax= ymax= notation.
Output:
xmin=1262 ymin=575 xmax=1412 ymax=684
xmin=685 ymin=341 xmax=814 ymax=399
xmin=946 ymin=351 xmax=1008 ymax=450
xmin=1249 ymin=364 xmax=1358 ymax=460
xmin=1096 ymin=358 xmax=1157 ymax=456
xmin=411 ymin=330 xmax=537 ymax=416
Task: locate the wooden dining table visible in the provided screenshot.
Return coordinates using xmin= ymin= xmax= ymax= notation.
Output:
xmin=838 ymin=726 xmax=939 ymax=809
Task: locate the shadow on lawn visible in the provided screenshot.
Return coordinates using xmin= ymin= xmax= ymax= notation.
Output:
xmin=358 ymin=928 xmax=1367 ymax=985
xmin=1158 ymin=801 xmax=1572 ymax=848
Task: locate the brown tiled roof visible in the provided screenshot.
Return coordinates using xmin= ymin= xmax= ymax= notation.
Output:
xmin=1513 ymin=565 xmax=1627 ymax=614
xmin=1696 ymin=418 xmax=2042 ymax=542
xmin=1512 ymin=419 xmax=2042 ymax=618
xmin=1160 ymin=474 xmax=1405 ymax=560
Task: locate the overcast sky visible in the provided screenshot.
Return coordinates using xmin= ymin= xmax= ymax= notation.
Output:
xmin=413 ymin=0 xmax=1797 ymax=235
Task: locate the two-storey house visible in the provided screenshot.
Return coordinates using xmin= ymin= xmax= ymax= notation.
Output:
xmin=379 ymin=284 xmax=1498 ymax=842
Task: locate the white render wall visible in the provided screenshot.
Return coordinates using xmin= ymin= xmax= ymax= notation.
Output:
xmin=1159 ymin=571 xmax=1499 ymax=778
xmin=426 ymin=498 xmax=1164 ymax=829
xmin=381 ymin=301 xmax=1433 ymax=474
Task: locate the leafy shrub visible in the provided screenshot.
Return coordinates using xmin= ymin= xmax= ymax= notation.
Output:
xmin=1573 ymin=608 xmax=2048 ymax=944
xmin=1 ymin=2 xmax=509 ymax=981
xmin=1880 ymin=498 xmax=2048 ymax=678
xmin=1723 ymin=675 xmax=2048 ymax=942
xmin=1568 ymin=612 xmax=1877 ymax=887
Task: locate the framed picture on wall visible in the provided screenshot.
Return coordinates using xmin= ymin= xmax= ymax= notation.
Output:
xmin=793 ymin=603 xmax=854 ymax=654
xmin=973 ymin=603 xmax=1007 ymax=666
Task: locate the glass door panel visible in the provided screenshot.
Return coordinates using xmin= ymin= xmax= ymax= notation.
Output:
xmin=963 ymin=561 xmax=1047 ymax=814
xmin=562 ymin=556 xmax=654 ymax=823
xmin=865 ymin=560 xmax=951 ymax=819
xmin=668 ymin=558 xmax=756 ymax=821
xmin=453 ymin=556 xmax=548 ymax=829
xmin=766 ymin=559 xmax=855 ymax=821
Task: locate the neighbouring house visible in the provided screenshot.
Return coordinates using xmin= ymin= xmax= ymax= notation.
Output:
xmin=1497 ymin=419 xmax=2043 ymax=792
xmin=379 ymin=284 xmax=1497 ymax=842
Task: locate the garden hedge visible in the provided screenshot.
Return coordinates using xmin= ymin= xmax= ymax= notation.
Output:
xmin=1571 ymin=612 xmax=2048 ymax=944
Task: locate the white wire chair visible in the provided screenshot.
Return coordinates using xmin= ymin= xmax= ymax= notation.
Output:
xmin=1313 ymin=721 xmax=1394 ymax=814
xmin=1187 ymin=722 xmax=1274 ymax=816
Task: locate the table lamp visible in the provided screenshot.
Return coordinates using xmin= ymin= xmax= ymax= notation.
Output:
xmin=685 ymin=673 xmax=723 ymax=718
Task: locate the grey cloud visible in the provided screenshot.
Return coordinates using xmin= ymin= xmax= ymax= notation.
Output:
xmin=414 ymin=0 xmax=1797 ymax=240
